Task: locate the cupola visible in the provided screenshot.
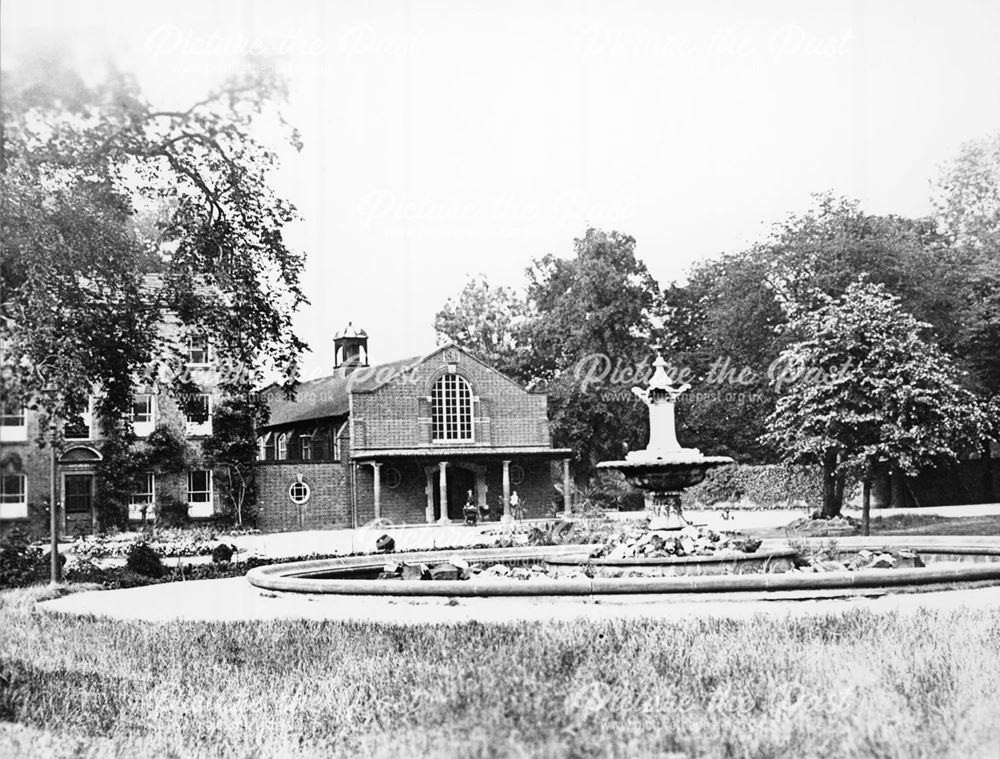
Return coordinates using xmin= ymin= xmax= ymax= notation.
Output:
xmin=334 ymin=322 xmax=369 ymax=371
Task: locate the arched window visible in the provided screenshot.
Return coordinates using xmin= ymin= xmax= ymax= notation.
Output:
xmin=276 ymin=432 xmax=288 ymax=460
xmin=431 ymin=374 xmax=474 ymax=442
xmin=257 ymin=432 xmax=274 ymax=461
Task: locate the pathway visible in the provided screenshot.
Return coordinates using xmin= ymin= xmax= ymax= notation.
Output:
xmin=36 ymin=576 xmax=1000 ymax=624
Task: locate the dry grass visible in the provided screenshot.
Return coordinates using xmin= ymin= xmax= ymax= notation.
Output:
xmin=2 ymin=585 xmax=1000 ymax=758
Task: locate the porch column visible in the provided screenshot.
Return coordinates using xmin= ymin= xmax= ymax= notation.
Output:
xmin=425 ymin=468 xmax=435 ymax=523
xmin=475 ymin=468 xmax=487 ymax=513
xmin=563 ymin=458 xmax=572 ymax=517
xmin=438 ymin=461 xmax=450 ymax=524
xmin=501 ymin=459 xmax=512 ymax=523
xmin=372 ymin=462 xmax=382 ymax=521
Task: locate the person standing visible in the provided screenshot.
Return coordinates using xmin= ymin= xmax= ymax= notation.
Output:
xmin=463 ymin=489 xmax=477 ymax=525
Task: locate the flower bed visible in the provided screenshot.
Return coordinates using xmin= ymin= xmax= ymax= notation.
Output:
xmin=67 ymin=526 xmax=258 ymax=560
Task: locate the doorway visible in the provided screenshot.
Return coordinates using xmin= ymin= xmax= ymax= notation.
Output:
xmin=433 ymin=466 xmax=475 ymax=521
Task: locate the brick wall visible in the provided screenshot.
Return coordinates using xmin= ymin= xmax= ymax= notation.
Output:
xmin=255 ymin=461 xmax=350 ymax=532
xmin=353 ymin=459 xmax=429 ymax=525
xmin=351 ymin=348 xmax=551 ymax=450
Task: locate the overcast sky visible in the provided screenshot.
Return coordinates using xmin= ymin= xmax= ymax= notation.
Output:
xmin=4 ymin=0 xmax=1000 ymax=379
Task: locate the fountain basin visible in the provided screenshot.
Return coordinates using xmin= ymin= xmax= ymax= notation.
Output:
xmin=246 ymin=538 xmax=1000 ymax=597
xmin=597 ymin=456 xmax=736 ymax=492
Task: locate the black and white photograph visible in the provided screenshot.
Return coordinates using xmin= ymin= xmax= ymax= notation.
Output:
xmin=2 ymin=1 xmax=1000 ymax=757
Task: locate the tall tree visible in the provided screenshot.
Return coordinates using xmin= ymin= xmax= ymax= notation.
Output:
xmin=754 ymin=194 xmax=967 ymax=345
xmin=762 ymin=280 xmax=986 ymax=520
xmin=934 ymin=131 xmax=1000 ymax=255
xmin=932 ymin=132 xmax=1000 ymax=498
xmin=1 ymin=57 xmax=305 ymax=427
xmin=520 ymin=228 xmax=663 ymax=483
xmin=202 ymin=398 xmax=262 ymax=528
xmin=661 ymin=251 xmax=787 ymax=461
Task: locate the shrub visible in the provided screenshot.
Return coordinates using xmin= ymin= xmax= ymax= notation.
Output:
xmin=683 ymin=464 xmax=824 ymax=510
xmin=211 ymin=543 xmax=235 ymax=563
xmin=582 ymin=470 xmax=645 ymax=512
xmin=156 ymin=494 xmax=189 ymax=527
xmin=125 ymin=543 xmax=164 ymax=579
xmin=64 ymin=558 xmax=113 ymax=586
xmin=0 ymin=529 xmax=47 ymax=588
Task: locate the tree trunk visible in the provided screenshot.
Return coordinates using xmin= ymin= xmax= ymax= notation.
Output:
xmin=890 ymin=468 xmax=904 ymax=509
xmin=821 ymin=448 xmax=841 ymax=518
xmin=228 ymin=468 xmax=242 ymax=528
xmin=862 ymin=468 xmax=872 ymax=537
xmin=982 ymin=440 xmax=996 ymax=503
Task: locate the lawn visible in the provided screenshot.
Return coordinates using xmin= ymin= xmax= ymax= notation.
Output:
xmin=3 ymin=586 xmax=1000 ymax=758
xmin=756 ymin=513 xmax=1000 ymax=539
xmin=867 ymin=513 xmax=1000 ymax=536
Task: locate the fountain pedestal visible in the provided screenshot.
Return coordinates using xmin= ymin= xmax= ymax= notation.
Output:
xmin=650 ymin=492 xmax=685 ymax=531
xmin=596 ymin=354 xmax=734 ymax=529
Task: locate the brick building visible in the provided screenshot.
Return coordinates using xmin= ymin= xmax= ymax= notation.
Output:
xmin=0 ymin=332 xmax=225 ymax=536
xmin=255 ymin=326 xmax=573 ymax=531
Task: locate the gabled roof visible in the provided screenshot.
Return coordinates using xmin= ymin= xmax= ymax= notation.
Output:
xmin=261 ymin=354 xmax=424 ymax=428
xmin=260 ymin=342 xmax=541 ymax=429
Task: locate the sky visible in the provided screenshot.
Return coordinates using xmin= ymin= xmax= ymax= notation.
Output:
xmin=3 ymin=0 xmax=1000 ymax=380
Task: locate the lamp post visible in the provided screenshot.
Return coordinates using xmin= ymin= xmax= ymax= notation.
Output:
xmin=37 ymin=371 xmax=62 ymax=585
xmin=49 ymin=429 xmax=60 ymax=586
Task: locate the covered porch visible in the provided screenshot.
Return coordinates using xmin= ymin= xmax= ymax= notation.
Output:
xmin=352 ymin=446 xmax=574 ymax=525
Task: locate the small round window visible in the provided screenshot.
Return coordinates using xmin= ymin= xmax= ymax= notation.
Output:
xmin=289 ymin=481 xmax=311 ymax=505
xmin=384 ymin=467 xmax=401 ymax=489
xmin=510 ymin=464 xmax=525 ymax=485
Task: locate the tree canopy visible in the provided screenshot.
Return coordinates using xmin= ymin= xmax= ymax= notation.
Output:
xmin=1 ymin=56 xmax=307 ymax=434
xmin=661 ymin=191 xmax=991 ymax=465
xmin=932 ymin=131 xmax=1000 ymax=400
xmin=523 ymin=229 xmax=662 ymax=482
xmin=433 ymin=275 xmax=530 ymax=380
xmin=762 ymin=280 xmax=986 ymax=517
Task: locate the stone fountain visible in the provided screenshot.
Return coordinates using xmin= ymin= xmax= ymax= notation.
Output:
xmin=596 ymin=354 xmax=734 ymax=530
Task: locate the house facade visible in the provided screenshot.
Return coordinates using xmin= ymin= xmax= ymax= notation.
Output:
xmin=0 ymin=334 xmax=225 ymax=536
xmin=255 ymin=327 xmax=574 ymax=531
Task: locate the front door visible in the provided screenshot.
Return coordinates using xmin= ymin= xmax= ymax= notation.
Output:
xmin=64 ymin=474 xmax=94 ymax=516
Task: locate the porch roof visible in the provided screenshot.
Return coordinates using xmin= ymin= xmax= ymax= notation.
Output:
xmin=351 ymin=446 xmax=573 ymax=461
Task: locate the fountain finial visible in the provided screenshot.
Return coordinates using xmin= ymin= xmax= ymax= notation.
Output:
xmin=631 ymin=354 xmax=690 ymax=405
